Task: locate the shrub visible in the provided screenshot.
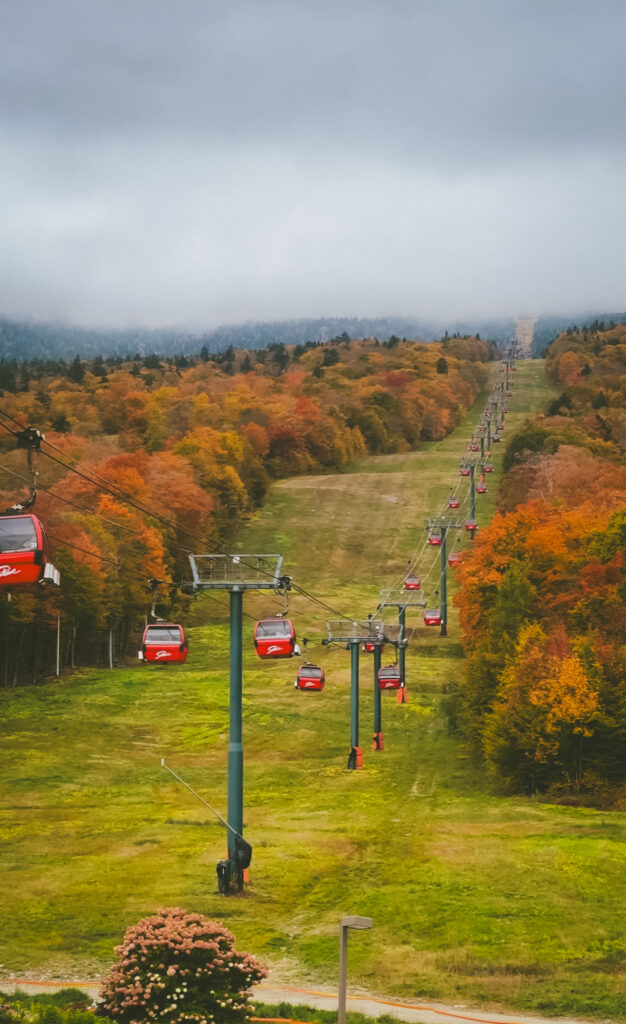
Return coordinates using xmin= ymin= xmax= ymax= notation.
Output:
xmin=0 ymin=1004 xmax=23 ymax=1024
xmin=37 ymin=1009 xmax=63 ymax=1024
xmin=100 ymin=907 xmax=266 ymax=1024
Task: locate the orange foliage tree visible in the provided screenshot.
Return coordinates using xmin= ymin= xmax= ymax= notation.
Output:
xmin=454 ymin=321 xmax=626 ymax=800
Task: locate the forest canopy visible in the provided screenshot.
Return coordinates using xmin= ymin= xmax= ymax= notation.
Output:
xmin=0 ymin=333 xmax=494 ymax=680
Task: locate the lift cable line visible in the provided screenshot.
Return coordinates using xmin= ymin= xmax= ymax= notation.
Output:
xmin=0 ymin=455 xmax=259 ymax=623
xmin=0 ymin=407 xmax=358 ymax=624
xmin=0 ymin=356 xmax=509 ymax=634
xmin=0 ymin=408 xmax=196 ymax=553
xmin=324 ymin=617 xmax=390 ymax=769
xmin=38 ymin=448 xmax=194 ymax=551
xmin=42 ymin=462 xmax=345 ymax=623
xmin=39 ymin=439 xmax=356 ymax=623
xmin=188 ymin=551 xmax=296 ymax=893
xmin=0 ymin=355 xmax=515 ymax=893
xmin=0 ymin=461 xmax=146 ymax=540
xmin=46 ymin=532 xmax=133 ymax=574
xmin=160 ymin=758 xmax=252 ymax=896
xmin=370 ymin=369 xmax=505 ymax=620
xmin=0 ymin=451 xmax=287 ymax=622
xmin=0 ymin=424 xmax=43 ymax=514
xmin=377 ymin=420 xmax=481 ymax=608
xmin=160 ymin=758 xmax=247 ymax=839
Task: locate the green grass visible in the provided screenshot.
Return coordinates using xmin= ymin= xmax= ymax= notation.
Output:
xmin=2 ymin=361 xmax=626 ymax=1020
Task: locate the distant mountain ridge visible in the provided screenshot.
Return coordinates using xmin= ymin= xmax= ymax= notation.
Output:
xmin=532 ymin=312 xmax=626 ymax=355
xmin=0 ymin=314 xmax=516 ymax=362
xmin=1 ymin=310 xmax=623 ymax=362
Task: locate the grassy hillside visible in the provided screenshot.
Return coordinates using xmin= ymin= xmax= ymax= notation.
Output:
xmin=2 ymin=361 xmax=626 ymax=1020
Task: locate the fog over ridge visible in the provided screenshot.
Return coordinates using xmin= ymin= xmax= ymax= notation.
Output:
xmin=0 ymin=1 xmax=624 ymax=329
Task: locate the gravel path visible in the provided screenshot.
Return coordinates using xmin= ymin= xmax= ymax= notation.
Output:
xmin=1 ymin=977 xmax=602 ymax=1024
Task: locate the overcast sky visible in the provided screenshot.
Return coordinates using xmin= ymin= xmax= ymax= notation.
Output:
xmin=1 ymin=0 xmax=625 ymax=330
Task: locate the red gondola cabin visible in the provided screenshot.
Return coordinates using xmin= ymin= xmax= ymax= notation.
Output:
xmin=448 ymin=496 xmax=460 ymax=509
xmin=492 ymin=433 xmax=501 ymax=442
xmin=295 ymin=663 xmax=325 ymax=691
xmin=465 ymin=517 xmax=478 ymax=532
xmin=469 ymin=443 xmax=479 ymax=452
xmin=483 ymin=462 xmax=493 ymax=473
xmin=140 ymin=623 xmax=188 ymax=664
xmin=476 ymin=482 xmax=487 ymax=494
xmin=0 ymin=514 xmax=59 ymax=586
xmin=460 ymin=466 xmax=471 ymax=477
xmin=448 ymin=550 xmax=463 ymax=567
xmin=254 ymin=618 xmax=296 ymax=658
xmin=404 ymin=574 xmax=421 ymax=590
xmin=428 ymin=529 xmax=443 ymax=546
xmin=424 ymin=608 xmax=441 ymax=626
xmin=378 ymin=664 xmax=402 ymax=690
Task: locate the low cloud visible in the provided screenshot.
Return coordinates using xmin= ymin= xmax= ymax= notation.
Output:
xmin=0 ymin=1 xmax=624 ymax=328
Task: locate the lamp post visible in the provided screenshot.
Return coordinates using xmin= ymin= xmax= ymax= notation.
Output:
xmin=338 ymin=916 xmax=372 ymax=1024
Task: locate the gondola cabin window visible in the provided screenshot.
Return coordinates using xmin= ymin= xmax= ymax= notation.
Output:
xmin=254 ymin=618 xmax=296 ymax=658
xmin=0 ymin=514 xmax=50 ymax=586
xmin=377 ymin=664 xmax=402 ymax=690
xmin=295 ymin=664 xmax=325 ymax=691
xmin=141 ymin=624 xmax=188 ymax=663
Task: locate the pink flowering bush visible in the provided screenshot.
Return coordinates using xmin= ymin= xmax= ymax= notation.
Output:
xmin=99 ymin=907 xmax=267 ymax=1024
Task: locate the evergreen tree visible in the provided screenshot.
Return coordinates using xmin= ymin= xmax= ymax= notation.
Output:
xmin=67 ymin=354 xmax=85 ymax=383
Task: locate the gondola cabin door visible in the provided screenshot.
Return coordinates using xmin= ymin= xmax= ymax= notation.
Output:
xmin=254 ymin=618 xmax=296 ymax=658
xmin=378 ymin=664 xmax=402 ymax=690
xmin=295 ymin=664 xmax=325 ymax=691
xmin=0 ymin=514 xmax=51 ymax=586
xmin=141 ymin=624 xmax=188 ymax=663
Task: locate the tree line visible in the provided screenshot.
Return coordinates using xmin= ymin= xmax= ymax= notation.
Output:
xmin=451 ymin=324 xmax=626 ymax=805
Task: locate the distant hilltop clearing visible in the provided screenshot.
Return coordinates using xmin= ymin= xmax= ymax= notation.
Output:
xmin=515 ymin=316 xmax=537 ymax=358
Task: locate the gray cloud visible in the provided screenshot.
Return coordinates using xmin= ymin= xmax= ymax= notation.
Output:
xmin=0 ymin=0 xmax=624 ymax=328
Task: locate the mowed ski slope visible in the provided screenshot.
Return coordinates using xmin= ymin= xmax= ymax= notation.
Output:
xmin=3 ymin=361 xmax=626 ymax=1020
